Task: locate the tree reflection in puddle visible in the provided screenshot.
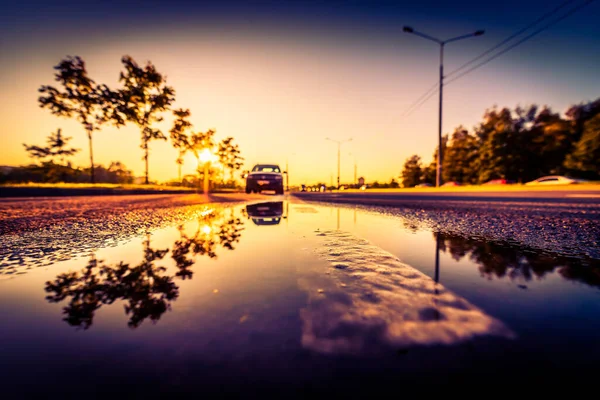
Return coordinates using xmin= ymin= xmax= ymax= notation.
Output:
xmin=435 ymin=232 xmax=600 ymax=288
xmin=45 ymin=207 xmax=244 ymax=329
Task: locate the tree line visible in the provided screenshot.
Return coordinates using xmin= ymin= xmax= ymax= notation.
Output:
xmin=14 ymin=56 xmax=244 ymax=185
xmin=401 ymin=98 xmax=600 ymax=187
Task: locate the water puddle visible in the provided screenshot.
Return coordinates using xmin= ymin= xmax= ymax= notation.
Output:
xmin=0 ymin=199 xmax=598 ymax=394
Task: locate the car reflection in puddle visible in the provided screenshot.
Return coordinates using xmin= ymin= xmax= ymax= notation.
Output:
xmin=245 ymin=201 xmax=285 ymax=226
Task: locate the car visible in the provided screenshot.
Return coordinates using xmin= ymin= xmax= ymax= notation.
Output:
xmin=415 ymin=183 xmax=433 ymax=188
xmin=441 ymin=181 xmax=461 ymax=187
xmin=246 ymin=201 xmax=283 ymax=226
xmin=525 ymin=175 xmax=586 ymax=185
xmin=246 ymin=164 xmax=284 ymax=194
xmin=483 ymin=179 xmax=514 ymax=185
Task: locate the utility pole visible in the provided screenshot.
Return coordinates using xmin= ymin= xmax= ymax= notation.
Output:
xmin=403 ymin=26 xmax=484 ymax=187
xmin=326 ymin=137 xmax=352 ymax=189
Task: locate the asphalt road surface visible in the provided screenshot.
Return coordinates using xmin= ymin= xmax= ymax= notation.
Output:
xmin=1 ymin=191 xmax=598 ymax=271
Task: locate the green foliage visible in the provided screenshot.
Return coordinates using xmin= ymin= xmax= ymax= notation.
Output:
xmin=406 ymin=97 xmax=600 ymax=185
xmin=563 ymin=114 xmax=600 ymax=179
xmin=442 ymin=126 xmax=478 ymax=184
xmin=117 ymin=55 xmax=176 ymax=184
xmin=401 ymin=155 xmax=423 ymax=188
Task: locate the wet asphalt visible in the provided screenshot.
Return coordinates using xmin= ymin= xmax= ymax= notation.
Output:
xmin=1 ymin=191 xmax=598 ymax=272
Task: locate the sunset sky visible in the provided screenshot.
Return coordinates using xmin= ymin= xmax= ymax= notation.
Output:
xmin=1 ymin=0 xmax=599 ymax=185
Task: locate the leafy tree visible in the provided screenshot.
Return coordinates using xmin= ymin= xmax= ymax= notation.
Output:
xmin=475 ymin=107 xmax=518 ymax=183
xmin=169 ymin=108 xmax=193 ymax=182
xmin=116 ymin=56 xmax=175 ymax=184
xmin=442 ymin=126 xmax=479 ymax=184
xmin=422 ymin=135 xmax=447 ymax=185
xmin=400 ymin=155 xmax=423 ymax=188
xmin=38 ymin=56 xmax=119 ymax=183
xmin=524 ymin=106 xmax=573 ymax=179
xmin=563 ymin=114 xmax=600 ymax=179
xmin=217 ymin=137 xmax=244 ymax=183
xmin=23 ymin=128 xmax=79 ymax=165
xmin=565 ymin=98 xmax=600 ymax=142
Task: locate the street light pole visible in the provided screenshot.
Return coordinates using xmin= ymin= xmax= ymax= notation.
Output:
xmin=403 ymin=26 xmax=484 ymax=187
xmin=326 ymin=137 xmax=352 ymax=189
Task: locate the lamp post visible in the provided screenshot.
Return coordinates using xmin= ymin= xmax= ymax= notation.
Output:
xmin=403 ymin=26 xmax=484 ymax=187
xmin=325 ymin=137 xmax=352 ymax=189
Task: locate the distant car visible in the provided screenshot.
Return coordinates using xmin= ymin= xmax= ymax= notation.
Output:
xmin=415 ymin=183 xmax=433 ymax=188
xmin=246 ymin=201 xmax=283 ymax=226
xmin=441 ymin=181 xmax=461 ymax=187
xmin=483 ymin=179 xmax=514 ymax=185
xmin=525 ymin=176 xmax=585 ymax=186
xmin=246 ymin=164 xmax=284 ymax=194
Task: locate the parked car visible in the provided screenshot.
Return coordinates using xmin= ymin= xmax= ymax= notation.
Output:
xmin=441 ymin=181 xmax=461 ymax=187
xmin=245 ymin=164 xmax=284 ymax=194
xmin=525 ymin=175 xmax=585 ymax=186
xmin=245 ymin=201 xmax=283 ymax=226
xmin=415 ymin=183 xmax=433 ymax=188
xmin=483 ymin=179 xmax=515 ymax=185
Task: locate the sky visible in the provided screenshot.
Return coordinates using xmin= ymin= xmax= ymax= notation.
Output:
xmin=1 ymin=0 xmax=599 ymax=185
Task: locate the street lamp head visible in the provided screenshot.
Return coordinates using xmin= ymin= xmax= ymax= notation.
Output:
xmin=403 ymin=26 xmax=414 ymax=33
xmin=474 ymin=30 xmax=485 ymax=36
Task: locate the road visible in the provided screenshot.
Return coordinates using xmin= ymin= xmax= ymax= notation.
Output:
xmin=1 ymin=191 xmax=598 ymax=271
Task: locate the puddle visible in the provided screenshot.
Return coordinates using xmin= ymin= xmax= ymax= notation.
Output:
xmin=0 ymin=199 xmax=599 ymax=394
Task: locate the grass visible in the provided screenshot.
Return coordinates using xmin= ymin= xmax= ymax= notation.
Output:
xmin=0 ymin=182 xmax=195 ymax=191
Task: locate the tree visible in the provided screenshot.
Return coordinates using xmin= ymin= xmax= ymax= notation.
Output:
xmin=442 ymin=126 xmax=479 ymax=184
xmin=23 ymin=128 xmax=79 ymax=165
xmin=524 ymin=106 xmax=572 ymax=179
xmin=563 ymin=114 xmax=600 ymax=179
xmin=170 ymin=108 xmax=193 ymax=182
xmin=217 ymin=137 xmax=244 ymax=183
xmin=400 ymin=155 xmax=423 ymax=188
xmin=38 ymin=56 xmax=118 ymax=183
xmin=116 ymin=56 xmax=175 ymax=184
xmin=475 ymin=107 xmax=517 ymax=183
xmin=188 ymin=130 xmax=216 ymax=170
xmin=422 ymin=135 xmax=448 ymax=185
